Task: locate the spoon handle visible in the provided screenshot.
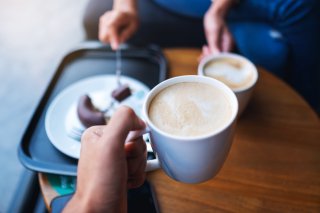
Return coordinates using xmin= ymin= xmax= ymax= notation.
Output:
xmin=116 ymin=48 xmax=122 ymax=86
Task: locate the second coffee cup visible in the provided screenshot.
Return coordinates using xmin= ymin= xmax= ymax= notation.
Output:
xmin=198 ymin=53 xmax=258 ymax=115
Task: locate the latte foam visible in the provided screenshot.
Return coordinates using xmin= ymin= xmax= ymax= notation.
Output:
xmin=204 ymin=58 xmax=254 ymax=90
xmin=148 ymin=82 xmax=233 ymax=137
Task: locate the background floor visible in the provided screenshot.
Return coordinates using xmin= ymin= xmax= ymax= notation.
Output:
xmin=0 ymin=0 xmax=88 ymax=210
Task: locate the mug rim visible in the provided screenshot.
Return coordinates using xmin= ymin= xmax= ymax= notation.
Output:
xmin=142 ymin=75 xmax=238 ymax=141
xmin=198 ymin=53 xmax=259 ymax=93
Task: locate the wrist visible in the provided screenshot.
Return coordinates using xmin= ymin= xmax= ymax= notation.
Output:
xmin=209 ymin=0 xmax=236 ymax=17
xmin=63 ymin=192 xmax=92 ymax=213
xmin=64 ymin=190 xmax=126 ymax=213
xmin=113 ymin=0 xmax=137 ymax=13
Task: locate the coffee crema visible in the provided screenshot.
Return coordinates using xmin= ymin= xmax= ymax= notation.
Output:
xmin=148 ymin=82 xmax=233 ymax=137
xmin=204 ymin=58 xmax=254 ymax=90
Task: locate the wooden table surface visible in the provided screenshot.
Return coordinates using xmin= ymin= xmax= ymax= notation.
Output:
xmin=39 ymin=48 xmax=320 ymax=212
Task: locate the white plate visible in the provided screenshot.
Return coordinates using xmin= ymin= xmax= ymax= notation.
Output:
xmin=45 ymin=75 xmax=150 ymax=159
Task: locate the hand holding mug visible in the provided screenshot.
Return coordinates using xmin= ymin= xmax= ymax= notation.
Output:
xmin=66 ymin=76 xmax=239 ymax=213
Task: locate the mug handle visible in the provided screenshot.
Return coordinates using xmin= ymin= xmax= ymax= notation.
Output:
xmin=126 ymin=128 xmax=160 ymax=172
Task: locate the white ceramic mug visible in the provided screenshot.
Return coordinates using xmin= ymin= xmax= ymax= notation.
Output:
xmin=139 ymin=75 xmax=238 ymax=184
xmin=198 ymin=53 xmax=258 ymax=115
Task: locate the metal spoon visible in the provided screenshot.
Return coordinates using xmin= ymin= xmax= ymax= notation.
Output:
xmin=116 ymin=48 xmax=122 ymax=86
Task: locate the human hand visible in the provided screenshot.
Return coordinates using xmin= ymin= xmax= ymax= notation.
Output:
xmin=99 ymin=9 xmax=138 ymax=50
xmin=201 ymin=1 xmax=234 ymax=59
xmin=64 ymin=107 xmax=146 ymax=213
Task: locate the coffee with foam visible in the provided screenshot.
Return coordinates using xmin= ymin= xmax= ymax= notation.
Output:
xmin=204 ymin=58 xmax=254 ymax=91
xmin=148 ymin=82 xmax=233 ymax=137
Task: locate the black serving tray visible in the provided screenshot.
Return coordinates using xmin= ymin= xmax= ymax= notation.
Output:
xmin=18 ymin=42 xmax=167 ymax=176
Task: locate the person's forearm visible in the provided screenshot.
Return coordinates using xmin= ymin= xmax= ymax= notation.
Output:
xmin=209 ymin=0 xmax=237 ymax=17
xmin=113 ymin=0 xmax=137 ymax=12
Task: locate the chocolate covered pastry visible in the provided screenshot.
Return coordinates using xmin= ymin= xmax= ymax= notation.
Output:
xmin=77 ymin=79 xmax=133 ymax=128
xmin=77 ymin=94 xmax=106 ymax=128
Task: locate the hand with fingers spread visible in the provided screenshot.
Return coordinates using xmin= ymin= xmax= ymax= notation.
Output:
xmin=64 ymin=106 xmax=146 ymax=213
xmin=99 ymin=0 xmax=138 ymax=50
xmin=201 ymin=0 xmax=236 ymax=60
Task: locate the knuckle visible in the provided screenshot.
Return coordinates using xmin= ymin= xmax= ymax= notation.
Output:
xmin=98 ymin=33 xmax=107 ymax=42
xmin=81 ymin=129 xmax=91 ymax=144
xmin=132 ymin=20 xmax=139 ymax=29
xmin=81 ymin=126 xmax=98 ymax=143
xmin=118 ymin=106 xmax=135 ymax=118
xmin=99 ymin=15 xmax=108 ymax=24
xmin=128 ymin=174 xmax=145 ymax=189
xmin=99 ymin=16 xmax=104 ymax=23
xmin=209 ymin=26 xmax=219 ymax=32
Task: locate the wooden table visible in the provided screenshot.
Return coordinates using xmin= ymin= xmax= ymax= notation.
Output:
xmin=39 ymin=48 xmax=320 ymax=212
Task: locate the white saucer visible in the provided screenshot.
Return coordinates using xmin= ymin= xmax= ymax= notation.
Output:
xmin=45 ymin=75 xmax=150 ymax=159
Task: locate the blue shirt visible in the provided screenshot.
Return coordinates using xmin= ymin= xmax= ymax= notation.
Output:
xmin=154 ymin=0 xmax=211 ymax=18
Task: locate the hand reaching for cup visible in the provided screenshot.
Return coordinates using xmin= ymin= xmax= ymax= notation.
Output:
xmin=99 ymin=9 xmax=138 ymax=50
xmin=64 ymin=107 xmax=146 ymax=213
xmin=203 ymin=12 xmax=234 ymax=55
xmin=200 ymin=0 xmax=236 ymax=60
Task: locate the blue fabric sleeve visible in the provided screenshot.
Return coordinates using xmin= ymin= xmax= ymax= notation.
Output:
xmin=153 ymin=0 xmax=211 ymax=18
